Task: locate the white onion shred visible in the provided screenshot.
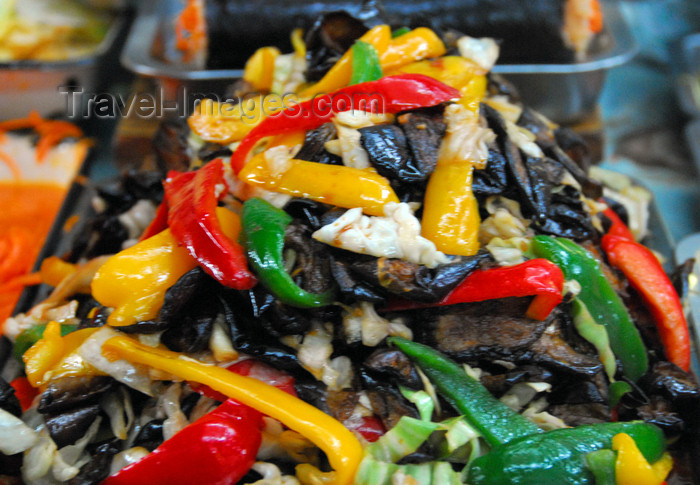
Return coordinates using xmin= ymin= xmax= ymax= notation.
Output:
xmin=313 ymin=203 xmax=449 ymax=268
xmin=77 ymin=326 xmax=154 ymax=395
xmin=0 ymin=408 xmax=38 ymax=455
xmin=505 ymin=120 xmax=544 ymax=159
xmin=101 ymin=387 xmax=134 ymax=440
xmin=342 ymin=301 xmax=412 ymax=347
xmin=297 ymin=323 xmax=334 ymax=380
xmin=22 ymin=430 xmax=56 ymax=484
xmin=250 ymin=462 xmax=301 ymax=485
xmin=118 ymin=199 xmax=158 ymax=242
xmin=456 ymin=36 xmax=500 ymax=72
xmin=53 ymin=416 xmax=102 ymax=482
xmin=439 ymin=104 xmax=495 ymax=169
xmin=160 ymin=383 xmax=189 ymax=441
xmin=109 ymin=447 xmax=150 ymax=477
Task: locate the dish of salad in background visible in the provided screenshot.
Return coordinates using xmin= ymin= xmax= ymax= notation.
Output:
xmin=0 ymin=4 xmax=698 ymax=485
xmin=0 ymin=112 xmax=89 ymax=325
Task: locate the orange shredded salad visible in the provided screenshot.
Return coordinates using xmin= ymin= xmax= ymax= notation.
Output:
xmin=0 ymin=182 xmax=67 ymax=325
xmin=0 ymin=110 xmax=84 ymax=163
xmin=0 ymin=148 xmax=22 ymax=180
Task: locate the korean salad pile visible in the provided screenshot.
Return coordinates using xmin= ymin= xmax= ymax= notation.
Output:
xmin=1 ymin=10 xmax=698 ymax=485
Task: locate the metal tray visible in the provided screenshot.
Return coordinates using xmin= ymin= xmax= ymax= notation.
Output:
xmin=0 ymin=14 xmax=128 ymax=120
xmin=491 ymin=1 xmax=637 ymax=124
xmin=121 ymin=1 xmax=636 ymax=123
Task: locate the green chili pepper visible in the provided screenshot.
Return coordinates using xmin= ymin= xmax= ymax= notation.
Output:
xmin=572 ymin=297 xmax=617 ymax=381
xmin=350 ymin=40 xmax=382 ymax=85
xmin=467 ymin=421 xmax=666 ymax=485
xmin=391 ymin=27 xmax=411 ymax=38
xmin=241 ymin=198 xmax=334 ymax=308
xmin=531 ymin=235 xmax=648 ymax=381
xmin=585 ymin=449 xmax=617 ymax=485
xmin=14 ymin=323 xmax=78 ymax=363
xmin=388 ymin=337 xmax=542 ymax=447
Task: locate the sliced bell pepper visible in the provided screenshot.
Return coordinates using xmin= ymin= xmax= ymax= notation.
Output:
xmin=92 ymin=227 xmax=198 ymax=327
xmin=350 ymin=40 xmax=383 ymax=84
xmin=9 ymin=377 xmax=38 ymax=413
xmin=243 ymin=46 xmax=281 ymax=92
xmin=230 ymin=74 xmax=460 ymax=173
xmin=103 ymin=399 xmax=263 ymax=485
xmin=14 ymin=322 xmax=78 ymax=363
xmin=380 ymin=27 xmax=446 ymax=72
xmin=613 ymin=432 xmax=673 ymax=485
xmin=238 ymin=154 xmax=398 ymax=216
xmin=300 ymin=24 xmax=392 ymax=98
xmin=300 ymin=25 xmax=445 ymax=98
xmin=191 ymin=358 xmax=298 ymax=401
xmin=102 ymin=335 xmax=364 ymax=485
xmin=602 ymin=234 xmax=691 ymax=371
xmin=164 ymin=159 xmax=256 ymax=290
xmin=241 ymin=198 xmax=334 ymax=307
xmin=602 ymin=207 xmax=635 ymax=241
xmin=386 ymin=259 xmax=564 ymax=322
xmin=389 ymin=337 xmax=669 ymax=485
xmin=23 ymin=322 xmax=102 ymax=387
xmin=467 ymin=422 xmax=667 ymax=484
xmin=532 ymin=235 xmax=649 ymax=381
xmin=389 ymin=337 xmax=542 ymax=447
xmin=421 ymin=160 xmax=480 ymax=256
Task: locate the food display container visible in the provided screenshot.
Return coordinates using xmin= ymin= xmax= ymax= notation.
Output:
xmin=121 ymin=1 xmax=636 ymax=124
xmin=491 ymin=2 xmax=637 ymax=124
xmin=0 ymin=15 xmax=126 ymax=121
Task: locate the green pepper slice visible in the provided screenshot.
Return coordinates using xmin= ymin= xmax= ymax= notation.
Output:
xmin=350 ymin=40 xmax=383 ymax=85
xmin=531 ymin=235 xmax=648 ymax=381
xmin=388 ymin=337 xmax=542 ymax=447
xmin=241 ymin=198 xmax=334 ymax=308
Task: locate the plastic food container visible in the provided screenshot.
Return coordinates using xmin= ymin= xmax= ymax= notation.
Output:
xmin=121 ymin=1 xmax=636 ymax=124
xmin=0 ymin=15 xmax=125 ymax=121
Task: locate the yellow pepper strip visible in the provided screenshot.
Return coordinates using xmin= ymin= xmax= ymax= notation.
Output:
xmin=421 ymin=160 xmax=480 ymax=256
xmin=243 ymin=46 xmax=281 ymax=92
xmin=300 ymin=25 xmax=391 ymax=98
xmin=39 ymin=256 xmax=78 ymax=288
xmin=239 ymin=153 xmax=399 ymax=216
xmin=101 ymin=335 xmax=364 ymax=485
xmin=380 ymin=27 xmax=446 ymax=72
xmin=301 ymin=26 xmax=446 ymax=99
xmin=291 ymin=28 xmax=306 ymax=58
xmin=613 ymin=433 xmax=673 ymax=485
xmin=188 ymin=96 xmax=287 ymax=145
xmin=386 ymin=56 xmax=486 ymax=115
xmin=24 ymin=322 xmax=102 ymax=387
xmin=92 ymin=207 xmax=241 ymax=327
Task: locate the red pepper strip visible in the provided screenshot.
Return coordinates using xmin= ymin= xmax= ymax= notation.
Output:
xmin=9 ymin=377 xmax=38 ymax=413
xmin=602 ymin=234 xmax=691 ymax=371
xmin=602 ymin=207 xmax=635 ymax=241
xmin=164 ymin=159 xmax=256 ymax=289
xmin=191 ymin=358 xmax=298 ymax=401
xmin=385 ymin=259 xmax=564 ymax=321
xmin=351 ymin=415 xmax=386 ymax=443
xmin=104 ymin=399 xmax=262 ymax=485
xmin=138 ymin=200 xmax=170 ymax=242
xmin=230 ymin=74 xmax=460 ymax=173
